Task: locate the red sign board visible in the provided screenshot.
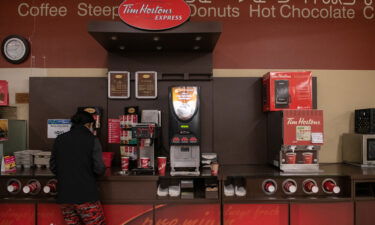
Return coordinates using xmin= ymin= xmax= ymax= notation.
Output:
xmin=108 ymin=118 xmax=121 ymax=144
xmin=118 ymin=0 xmax=191 ymax=30
xmin=283 ymin=110 xmax=324 ymax=146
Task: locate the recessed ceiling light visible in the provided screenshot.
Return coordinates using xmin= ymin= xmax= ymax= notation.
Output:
xmin=153 ymin=36 xmax=160 ymax=42
xmin=111 ymin=36 xmax=118 ymax=41
xmin=193 ymin=46 xmax=200 ymax=50
xmin=156 ymin=46 xmax=163 ymax=50
xmin=119 ymin=45 xmax=125 ymax=50
xmin=195 ymin=36 xmax=202 ymax=41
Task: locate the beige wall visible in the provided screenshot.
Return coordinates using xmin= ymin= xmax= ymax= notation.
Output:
xmin=1 ymin=68 xmax=375 ymax=163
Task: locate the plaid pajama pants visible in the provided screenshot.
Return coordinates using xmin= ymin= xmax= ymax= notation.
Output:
xmin=61 ymin=201 xmax=106 ymax=225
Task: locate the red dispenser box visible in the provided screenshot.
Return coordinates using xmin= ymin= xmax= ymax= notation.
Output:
xmin=267 ymin=110 xmax=324 ymax=172
xmin=263 ymin=71 xmax=312 ymax=111
xmin=0 ymin=80 xmax=9 ymax=106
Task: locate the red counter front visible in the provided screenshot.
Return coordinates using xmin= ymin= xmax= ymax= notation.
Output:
xmin=0 ymin=203 xmax=35 ymax=225
xmin=37 ymin=204 xmax=154 ymax=225
xmin=290 ymin=202 xmax=354 ymax=225
xmin=103 ymin=204 xmax=153 ymax=225
xmin=223 ymin=204 xmax=288 ymax=225
xmin=37 ymin=203 xmax=65 ymax=225
xmin=155 ymin=204 xmax=220 ymax=225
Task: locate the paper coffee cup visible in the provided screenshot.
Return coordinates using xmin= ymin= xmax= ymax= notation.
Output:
xmin=157 ymin=157 xmax=167 ymax=176
xmin=140 ymin=157 xmax=150 ymax=168
xmin=286 ymin=152 xmax=297 ymax=164
xmin=210 ymin=163 xmax=219 ymax=176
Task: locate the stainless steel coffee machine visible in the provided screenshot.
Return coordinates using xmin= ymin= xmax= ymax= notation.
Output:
xmin=169 ymin=86 xmax=200 ymax=176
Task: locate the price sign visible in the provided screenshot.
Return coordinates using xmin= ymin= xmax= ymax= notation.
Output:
xmin=135 ymin=71 xmax=157 ymax=99
xmin=312 ymin=132 xmax=324 ymax=144
xmin=108 ymin=71 xmax=130 ymax=99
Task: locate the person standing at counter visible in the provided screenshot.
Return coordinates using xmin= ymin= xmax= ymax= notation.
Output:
xmin=50 ymin=110 xmax=106 ymax=225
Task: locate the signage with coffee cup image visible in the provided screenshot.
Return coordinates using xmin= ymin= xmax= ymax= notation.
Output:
xmin=135 ymin=71 xmax=157 ymax=99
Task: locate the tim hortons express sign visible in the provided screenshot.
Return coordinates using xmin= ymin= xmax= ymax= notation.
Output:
xmin=118 ymin=0 xmax=191 ymax=30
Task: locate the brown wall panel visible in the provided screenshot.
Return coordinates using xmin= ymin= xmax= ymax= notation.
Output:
xmin=29 ymin=77 xmax=108 ymax=150
xmin=213 ymin=77 xmax=268 ymax=165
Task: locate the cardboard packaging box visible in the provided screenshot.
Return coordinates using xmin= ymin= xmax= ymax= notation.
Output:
xmin=263 ymin=71 xmax=312 ymax=111
xmin=0 ymin=80 xmax=9 ymax=106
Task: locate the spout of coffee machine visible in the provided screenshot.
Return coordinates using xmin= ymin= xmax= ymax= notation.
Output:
xmin=170 ymin=145 xmax=200 ymax=176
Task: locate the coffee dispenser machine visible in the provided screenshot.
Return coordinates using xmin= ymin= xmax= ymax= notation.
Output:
xmin=267 ymin=110 xmax=324 ymax=172
xmin=169 ymin=86 xmax=200 ymax=176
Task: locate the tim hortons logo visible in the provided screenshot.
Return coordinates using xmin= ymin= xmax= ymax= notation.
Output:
xmin=273 ymin=74 xmax=292 ymax=79
xmin=158 ymin=164 xmax=166 ymax=170
xmin=287 ymin=117 xmax=320 ymax=125
xmin=118 ymin=0 xmax=191 ymax=30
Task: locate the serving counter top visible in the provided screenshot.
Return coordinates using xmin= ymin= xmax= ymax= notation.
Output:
xmin=2 ymin=163 xmax=375 ymax=180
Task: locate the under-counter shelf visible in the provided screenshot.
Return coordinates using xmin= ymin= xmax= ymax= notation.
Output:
xmin=355 ymin=180 xmax=375 ymax=199
xmin=157 ymin=177 xmax=219 ymax=201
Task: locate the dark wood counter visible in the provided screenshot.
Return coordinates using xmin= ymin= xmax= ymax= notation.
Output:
xmin=220 ymin=163 xmax=375 ymax=179
xmin=1 ymin=163 xmax=375 ymax=203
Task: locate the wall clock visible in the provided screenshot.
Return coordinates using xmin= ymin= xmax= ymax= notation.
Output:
xmin=1 ymin=35 xmax=30 ymax=64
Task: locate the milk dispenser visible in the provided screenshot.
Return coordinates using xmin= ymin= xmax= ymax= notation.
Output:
xmin=169 ymin=86 xmax=200 ymax=176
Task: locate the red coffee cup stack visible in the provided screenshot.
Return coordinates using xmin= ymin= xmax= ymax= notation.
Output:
xmin=7 ymin=182 xmax=19 ymax=193
xmin=43 ymin=180 xmax=57 ymax=194
xmin=286 ymin=152 xmax=297 ymax=164
xmin=23 ymin=182 xmax=40 ymax=194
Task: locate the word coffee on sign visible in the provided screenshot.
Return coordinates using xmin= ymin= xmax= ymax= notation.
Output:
xmin=118 ymin=0 xmax=191 ymax=30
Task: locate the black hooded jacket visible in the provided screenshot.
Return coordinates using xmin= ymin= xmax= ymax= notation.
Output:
xmin=50 ymin=125 xmax=106 ymax=204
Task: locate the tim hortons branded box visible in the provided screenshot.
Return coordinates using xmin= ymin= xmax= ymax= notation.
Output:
xmin=263 ymin=71 xmax=313 ymax=111
xmin=0 ymin=80 xmax=9 ymax=106
xmin=267 ymin=110 xmax=323 ymax=171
